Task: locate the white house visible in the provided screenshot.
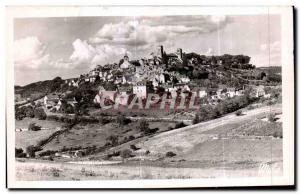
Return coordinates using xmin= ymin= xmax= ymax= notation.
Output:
xmin=180 ymin=76 xmax=190 ymax=83
xmin=199 ymin=89 xmax=207 ymax=98
xmin=133 ymin=82 xmax=147 ymax=99
xmin=159 ymin=74 xmax=165 ymax=84
xmin=227 ymin=88 xmax=236 ymax=98
xmin=44 ymin=94 xmax=60 ymax=108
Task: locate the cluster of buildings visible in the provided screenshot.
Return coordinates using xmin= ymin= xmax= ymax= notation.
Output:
xmin=44 ymin=46 xmax=273 ymax=109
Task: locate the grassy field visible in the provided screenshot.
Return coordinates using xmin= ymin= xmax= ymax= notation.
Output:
xmin=41 ymin=120 xmax=174 ymax=151
xmin=15 ymin=117 xmax=63 ymax=129
xmin=14 ymin=104 xmax=283 ymax=181
xmin=15 ymin=118 xmax=64 ymax=150
xmin=15 ymin=158 xmax=282 ymax=181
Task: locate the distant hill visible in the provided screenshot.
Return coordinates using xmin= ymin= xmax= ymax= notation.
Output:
xmin=257 ymin=66 xmax=282 ymax=74
xmin=15 ymin=77 xmax=65 ymax=98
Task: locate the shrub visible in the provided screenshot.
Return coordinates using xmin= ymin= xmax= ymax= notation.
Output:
xmin=174 ymin=122 xmax=187 ymax=129
xmin=130 ymin=144 xmax=139 ymax=151
xmin=15 ymin=148 xmax=26 ymax=158
xmin=106 ymin=135 xmax=119 ymax=146
xmin=15 ymin=106 xmax=27 ymax=120
xmin=120 ymin=149 xmax=133 ymax=158
xmin=139 ymin=119 xmax=149 ymax=132
xmin=128 ymin=135 xmax=135 ymax=141
xmin=26 ymin=145 xmax=41 ymax=158
xmin=99 ymin=116 xmax=110 ymax=125
xmin=272 ymin=131 xmax=283 ymax=138
xmin=25 ymin=106 xmax=35 ymax=118
xmin=247 ymin=105 xmax=255 ymax=110
xmin=144 ymin=127 xmax=159 ymax=135
xmin=34 ymin=108 xmax=47 ymax=120
xmin=28 ymin=122 xmax=42 ymax=131
xmin=39 ymin=150 xmax=57 ymax=157
xmin=267 ymin=113 xmax=276 ymax=122
xmin=235 ymin=110 xmax=242 ymax=116
xmin=116 ymin=114 xmax=130 ymax=126
xmin=192 ymin=113 xmax=200 ymax=124
xmin=166 ymin=151 xmax=176 ymax=157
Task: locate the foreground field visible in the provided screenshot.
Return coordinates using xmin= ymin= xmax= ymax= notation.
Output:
xmin=15 ymin=158 xmax=282 ymax=181
xmin=15 ymin=104 xmax=283 ymax=181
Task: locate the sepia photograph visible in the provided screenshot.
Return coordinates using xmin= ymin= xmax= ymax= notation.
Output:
xmin=6 ymin=6 xmax=294 ymax=188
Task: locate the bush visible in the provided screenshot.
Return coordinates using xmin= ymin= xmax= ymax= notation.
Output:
xmin=34 ymin=108 xmax=47 ymax=120
xmin=25 ymin=106 xmax=35 ymax=118
xmin=106 ymin=135 xmax=119 ymax=146
xmin=174 ymin=122 xmax=187 ymax=129
xmin=39 ymin=150 xmax=57 ymax=157
xmin=192 ymin=113 xmax=200 ymax=124
xmin=15 ymin=148 xmax=26 ymax=158
xmin=267 ymin=113 xmax=276 ymax=122
xmin=144 ymin=127 xmax=159 ymax=135
xmin=26 ymin=145 xmax=41 ymax=158
xmin=99 ymin=116 xmax=110 ymax=125
xmin=139 ymin=119 xmax=150 ymax=132
xmin=28 ymin=122 xmax=42 ymax=131
xmin=247 ymin=105 xmax=255 ymax=110
xmin=120 ymin=149 xmax=133 ymax=158
xmin=235 ymin=110 xmax=242 ymax=116
xmin=116 ymin=114 xmax=130 ymax=126
xmin=272 ymin=131 xmax=283 ymax=138
xmin=130 ymin=144 xmax=139 ymax=151
xmin=166 ymin=151 xmax=176 ymax=157
xmin=128 ymin=135 xmax=135 ymax=141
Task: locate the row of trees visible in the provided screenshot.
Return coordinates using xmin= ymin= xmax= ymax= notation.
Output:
xmin=193 ymin=95 xmax=254 ymax=123
xmin=15 ymin=105 xmax=47 ymax=120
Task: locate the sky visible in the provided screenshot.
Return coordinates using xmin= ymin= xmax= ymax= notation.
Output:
xmin=14 ymin=15 xmax=281 ymax=86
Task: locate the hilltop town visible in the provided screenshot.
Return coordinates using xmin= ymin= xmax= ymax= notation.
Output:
xmin=15 ymin=45 xmax=281 ymax=114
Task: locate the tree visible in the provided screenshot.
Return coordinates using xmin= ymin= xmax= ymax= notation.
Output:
xmin=235 ymin=110 xmax=242 ymax=116
xmin=139 ymin=119 xmax=149 ymax=132
xmin=34 ymin=108 xmax=47 ymax=120
xmin=106 ymin=135 xmax=119 ymax=146
xmin=116 ymin=114 xmax=130 ymax=126
xmin=174 ymin=122 xmax=187 ymax=129
xmin=166 ymin=151 xmax=176 ymax=157
xmin=15 ymin=148 xmax=26 ymax=158
xmin=26 ymin=145 xmax=41 ymax=158
xmin=192 ymin=113 xmax=200 ymax=124
xmin=25 ymin=106 xmax=35 ymax=118
xmin=120 ymin=149 xmax=133 ymax=159
xmin=267 ymin=113 xmax=276 ymax=122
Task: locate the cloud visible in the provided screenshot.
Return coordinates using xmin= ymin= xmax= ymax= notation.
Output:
xmin=251 ymin=41 xmax=281 ymax=66
xmin=89 ymin=16 xmax=230 ymax=47
xmin=69 ymin=39 xmax=131 ymax=68
xmin=14 ymin=37 xmax=50 ymax=69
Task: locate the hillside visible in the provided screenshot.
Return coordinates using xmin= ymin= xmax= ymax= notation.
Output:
xmin=15 ymin=77 xmax=65 ymax=98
